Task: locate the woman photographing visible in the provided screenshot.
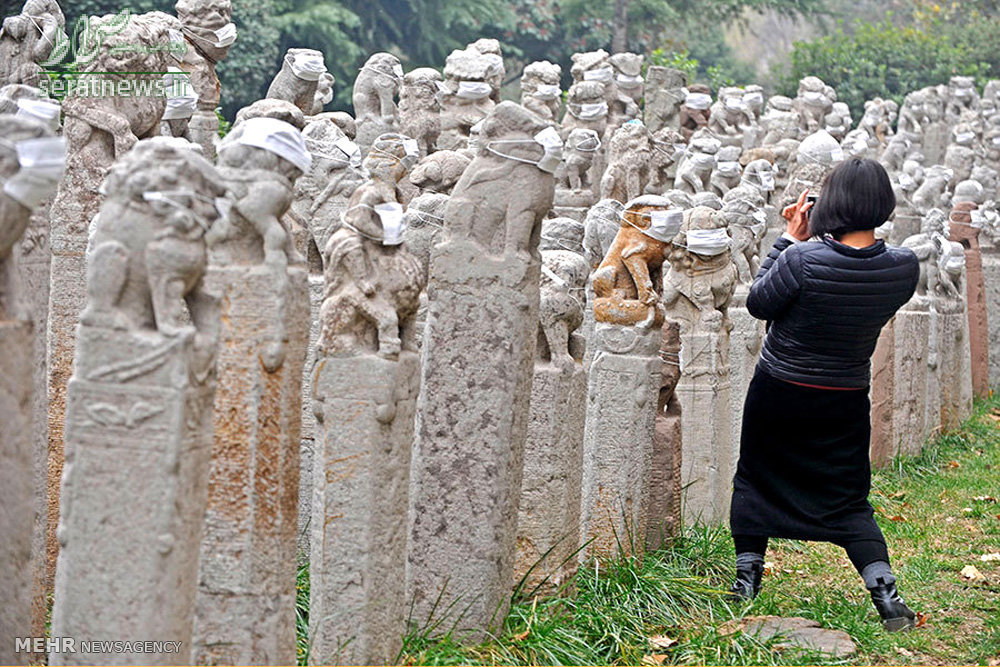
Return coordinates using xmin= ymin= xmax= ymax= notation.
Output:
xmin=729 ymin=158 xmax=921 ymax=631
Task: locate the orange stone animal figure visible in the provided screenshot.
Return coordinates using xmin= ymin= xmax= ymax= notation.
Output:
xmin=591 ymin=195 xmax=683 ymax=328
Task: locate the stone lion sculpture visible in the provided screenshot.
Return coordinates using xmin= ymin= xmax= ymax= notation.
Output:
xmin=600 ymin=120 xmax=652 ymax=203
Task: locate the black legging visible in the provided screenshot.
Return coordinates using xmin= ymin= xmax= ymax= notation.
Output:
xmin=733 ymin=534 xmax=890 ymax=574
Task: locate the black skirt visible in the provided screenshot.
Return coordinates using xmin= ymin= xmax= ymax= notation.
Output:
xmin=729 ymin=368 xmax=884 ymax=543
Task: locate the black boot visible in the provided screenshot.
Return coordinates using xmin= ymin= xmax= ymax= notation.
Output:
xmin=869 ymin=578 xmax=916 ymax=632
xmin=728 ymin=561 xmax=763 ymax=601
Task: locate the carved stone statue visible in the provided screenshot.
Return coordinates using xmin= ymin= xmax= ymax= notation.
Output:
xmin=944 ymin=121 xmax=979 ymax=186
xmin=946 ymin=76 xmax=980 ymax=127
xmin=709 ymin=145 xmax=743 ymax=197
xmin=913 ymin=165 xmax=954 ymax=215
xmin=761 ymin=95 xmax=802 ymax=145
xmin=720 ymin=185 xmax=766 ymax=283
xmin=647 ymin=128 xmax=685 ymax=194
xmin=740 ymin=157 xmax=777 ymax=204
xmin=794 ymin=76 xmax=835 ymax=135
xmin=211 ymin=115 xmax=311 ymax=371
xmin=709 ymin=87 xmax=752 ymax=147
xmin=680 ymin=83 xmax=712 ymax=140
xmin=438 ymin=46 xmax=497 ymax=151
xmin=901 ymin=209 xmax=948 ymax=309
xmin=469 ymin=38 xmax=505 ymax=104
xmin=562 ymin=80 xmax=609 ymax=136
xmin=311 ymin=72 xmax=335 ymax=115
xmin=266 ymin=48 xmax=327 ymax=116
xmin=520 ymin=61 xmax=562 ymax=123
xmin=674 ymin=134 xmax=719 ymax=194
xmin=317 ymin=133 xmax=423 ymax=359
xmin=592 ymin=195 xmax=682 ymax=328
xmin=582 ymin=198 xmax=625 ymax=269
xmin=538 ymin=239 xmax=589 ymax=371
xmin=644 ymin=66 xmax=686 ymax=134
xmin=353 ymin=52 xmax=403 ymax=153
xmin=0 ymin=0 xmax=65 ymax=87
xmin=399 ymin=67 xmax=442 ymax=157
xmin=859 ymin=97 xmax=897 ymax=151
xmin=825 ymin=101 xmax=852 ymax=141
xmin=608 ymin=52 xmax=643 ymax=130
xmin=600 ymin=120 xmax=651 ymax=203
xmin=557 ymin=128 xmax=601 ymax=196
xmin=662 ymin=205 xmax=737 ymax=333
xmin=409 ymin=149 xmax=471 ymax=196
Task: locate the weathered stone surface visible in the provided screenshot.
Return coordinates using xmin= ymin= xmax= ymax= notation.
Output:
xmin=309 ymin=353 xmax=420 ymax=665
xmin=643 ymin=66 xmax=686 ymax=134
xmin=646 ymin=319 xmax=682 ymax=551
xmin=51 ymin=137 xmax=223 ymax=665
xmin=354 ymin=53 xmax=403 ymax=153
xmin=869 ymin=316 xmax=896 ymax=467
xmin=721 ymin=616 xmax=857 ymax=658
xmin=407 ymin=102 xmax=554 ymax=636
xmin=515 ymin=363 xmax=586 ymax=594
xmin=267 ymin=48 xmax=328 ymax=116
xmin=580 ymin=324 xmax=660 ymax=559
xmin=982 ymin=234 xmax=1000 ymax=387
xmin=950 ymin=201 xmax=989 ymax=396
xmin=0 ymin=0 xmax=65 ymax=87
xmin=0 ymin=320 xmax=32 ymax=665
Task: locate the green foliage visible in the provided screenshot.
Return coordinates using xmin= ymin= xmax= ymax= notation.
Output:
xmin=782 ymin=17 xmax=1000 ymax=120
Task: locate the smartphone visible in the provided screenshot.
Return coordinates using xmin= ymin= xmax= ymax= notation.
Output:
xmin=806 ymin=193 xmax=818 ymax=217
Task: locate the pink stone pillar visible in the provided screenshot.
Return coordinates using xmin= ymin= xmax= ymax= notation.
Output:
xmin=950 ymin=201 xmax=989 ymax=397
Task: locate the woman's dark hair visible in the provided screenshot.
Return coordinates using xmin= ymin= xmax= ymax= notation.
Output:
xmin=808 ymin=158 xmax=896 ymax=239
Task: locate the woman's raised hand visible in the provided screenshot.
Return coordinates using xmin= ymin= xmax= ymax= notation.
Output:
xmin=782 ymin=189 xmax=814 ymax=242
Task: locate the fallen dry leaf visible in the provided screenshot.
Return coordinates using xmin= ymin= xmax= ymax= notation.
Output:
xmin=981 ymin=553 xmax=1000 ymax=562
xmin=763 ymin=561 xmax=774 ymax=576
xmin=511 ymin=627 xmax=530 ymax=642
xmin=897 ymin=646 xmax=914 ymax=656
xmin=642 ymin=654 xmax=669 ymax=666
xmin=948 ymin=461 xmax=962 ymax=468
xmin=974 ymin=496 xmax=998 ymax=503
xmin=963 ymin=507 xmax=975 ymax=513
xmin=889 ymin=491 xmax=906 ymax=499
xmin=986 ymin=658 xmax=999 ymax=666
xmin=648 ymin=635 xmax=677 ymax=650
xmin=890 ymin=514 xmax=907 ymax=522
xmin=915 ymin=611 xmax=930 ymax=628
xmin=961 ymin=564 xmax=985 ymax=581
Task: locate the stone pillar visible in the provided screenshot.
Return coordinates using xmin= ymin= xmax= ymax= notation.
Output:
xmin=192 ymin=268 xmax=308 ymax=666
xmin=949 ymin=202 xmax=989 ymax=396
xmin=516 ymin=363 xmax=586 ymax=593
xmin=307 ymin=131 xmax=425 ymax=666
xmin=982 ymin=237 xmax=1000 ymax=388
xmin=51 ymin=328 xmax=216 ymax=666
xmin=677 ymin=328 xmax=733 ymax=524
xmin=0 ymin=319 xmax=33 ymax=665
xmin=406 ymin=101 xmax=553 ymax=636
xmin=869 ymin=317 xmax=896 ymax=466
xmin=297 ymin=272 xmax=324 ymax=558
xmin=925 ymin=304 xmax=943 ymax=437
xmin=310 ymin=354 xmax=420 ymax=665
xmin=938 ymin=296 xmax=974 ymax=429
xmin=727 ymin=287 xmax=763 ymax=462
xmin=49 ymin=137 xmax=224 ymax=665
xmin=892 ymin=309 xmax=932 ymax=456
xmin=580 ymin=324 xmax=660 ymax=559
xmin=645 ymin=319 xmax=683 ymax=552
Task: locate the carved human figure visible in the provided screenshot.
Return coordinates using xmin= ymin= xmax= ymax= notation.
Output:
xmin=520 ymin=61 xmax=562 ymax=123
xmin=582 ymin=198 xmax=625 ymax=269
xmin=592 ymin=195 xmax=682 ymax=327
xmin=709 ymin=145 xmax=743 ymax=197
xmin=558 ymin=128 xmax=601 ymax=192
xmin=644 ymin=66 xmax=686 ymax=133
xmin=211 ymin=116 xmax=311 ymax=370
xmin=444 ymin=101 xmax=558 ymax=259
xmin=399 ymin=67 xmax=442 ymax=157
xmin=0 ymin=113 xmax=62 ymax=319
xmin=600 ymin=120 xmax=651 ymax=203
xmin=80 ymin=137 xmax=224 ymax=361
xmin=353 ymin=52 xmax=404 ymax=152
xmin=674 ymin=134 xmax=719 ymax=194
xmin=0 ymin=0 xmax=65 ymax=87
xmin=661 ymin=205 xmax=737 ymax=333
xmin=680 ymin=84 xmax=712 ymax=140
xmin=317 ymin=133 xmax=424 ymax=359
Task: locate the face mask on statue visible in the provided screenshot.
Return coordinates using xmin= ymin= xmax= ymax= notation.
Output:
xmin=683 ymin=228 xmax=731 ymax=256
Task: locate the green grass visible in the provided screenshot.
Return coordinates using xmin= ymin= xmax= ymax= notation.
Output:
xmin=296 ymin=396 xmax=1000 ymax=665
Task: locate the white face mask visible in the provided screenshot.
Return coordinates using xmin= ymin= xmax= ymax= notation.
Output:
xmin=756 ymin=171 xmax=775 ymax=191
xmin=955 ymin=131 xmax=975 ymax=144
xmin=898 ymin=173 xmax=916 ymax=190
xmin=992 ymin=136 xmax=1000 ymax=147
xmin=573 ymin=130 xmax=601 ymax=152
xmin=572 ymin=100 xmax=609 ymax=120
xmin=15 ymin=98 xmax=60 ymax=130
xmin=161 ymin=71 xmax=198 ymax=120
xmin=487 ymin=126 xmax=564 ymax=173
xmin=375 ymin=202 xmax=405 ymax=245
xmin=830 ymin=146 xmax=845 ymax=162
xmin=211 ymin=22 xmax=237 ymax=47
xmin=225 ymin=117 xmax=312 ymax=172
xmin=583 ymin=65 xmax=613 ymax=82
xmin=684 ymin=92 xmax=712 ymax=110
xmin=744 ymin=92 xmax=764 ymax=107
xmin=724 ymin=97 xmax=746 ymax=112
xmin=335 ymin=135 xmax=362 ymax=168
xmin=684 ymin=228 xmax=730 ymax=256
xmin=688 ymin=152 xmax=716 ymax=169
xmin=291 ymin=53 xmax=326 ymax=81
xmin=716 ymin=161 xmax=741 ymax=177
xmin=2 ymin=136 xmax=66 ymax=210
xmin=752 ymin=209 xmax=768 ymax=224
xmin=616 ymin=73 xmax=643 ymax=88
xmin=801 ymin=91 xmax=827 ymax=105
xmin=456 ymin=80 xmax=492 ymax=100
xmin=533 ymin=83 xmax=561 ymax=100
xmin=624 ymin=208 xmax=683 ymax=242
xmin=971 ymin=209 xmax=986 ymax=227
xmin=851 ymin=139 xmax=868 ymax=153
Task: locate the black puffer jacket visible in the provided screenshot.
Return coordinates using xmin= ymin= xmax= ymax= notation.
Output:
xmin=747 ymin=235 xmax=920 ymax=388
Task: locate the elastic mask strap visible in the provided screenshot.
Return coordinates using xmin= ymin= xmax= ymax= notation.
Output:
xmin=486 ymin=139 xmax=541 ymax=167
